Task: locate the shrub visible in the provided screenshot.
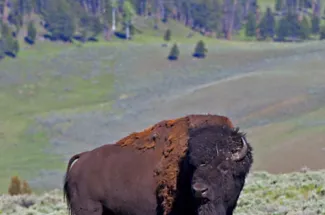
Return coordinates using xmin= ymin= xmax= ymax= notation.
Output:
xmin=167 ymin=43 xmax=179 ymax=60
xmin=21 ymin=180 xmax=32 ymax=195
xmin=8 ymin=176 xmax=21 ymax=196
xmin=193 ymin=40 xmax=207 ymax=58
xmin=8 ymin=176 xmax=32 ymax=196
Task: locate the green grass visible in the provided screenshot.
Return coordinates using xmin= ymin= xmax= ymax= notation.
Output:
xmin=0 ymin=40 xmax=116 ymax=193
xmin=259 ymin=0 xmax=275 ymax=10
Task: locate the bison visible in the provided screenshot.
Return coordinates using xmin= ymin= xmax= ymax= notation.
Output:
xmin=63 ymin=114 xmax=253 ymax=215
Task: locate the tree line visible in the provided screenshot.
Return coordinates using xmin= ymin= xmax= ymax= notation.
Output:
xmin=0 ymin=0 xmax=324 ymax=59
xmin=245 ymin=5 xmax=325 ymax=41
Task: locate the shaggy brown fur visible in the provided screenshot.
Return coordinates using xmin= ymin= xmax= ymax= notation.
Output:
xmin=116 ymin=114 xmax=235 ymax=215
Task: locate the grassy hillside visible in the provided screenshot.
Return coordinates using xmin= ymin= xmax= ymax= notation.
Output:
xmin=0 ymin=170 xmax=324 ymax=215
xmin=163 ymin=50 xmax=325 ymax=173
xmin=259 ymin=0 xmax=275 ymax=9
xmin=1 ymin=17 xmax=325 ymax=193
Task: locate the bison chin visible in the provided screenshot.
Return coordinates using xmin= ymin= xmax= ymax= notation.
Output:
xmin=197 ymin=202 xmax=225 ymax=215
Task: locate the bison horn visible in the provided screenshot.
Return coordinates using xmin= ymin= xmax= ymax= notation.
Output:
xmin=231 ymin=136 xmax=248 ymax=161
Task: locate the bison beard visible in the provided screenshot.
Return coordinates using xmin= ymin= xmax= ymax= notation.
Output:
xmin=63 ymin=114 xmax=253 ymax=215
xmin=197 ymin=204 xmax=221 ymax=215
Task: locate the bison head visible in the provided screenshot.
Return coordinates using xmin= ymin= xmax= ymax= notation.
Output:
xmin=187 ymin=125 xmax=250 ymax=215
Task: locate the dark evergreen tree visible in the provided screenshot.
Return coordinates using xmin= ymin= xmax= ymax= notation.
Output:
xmin=311 ymin=15 xmax=320 ymax=34
xmin=276 ymin=10 xmax=300 ymax=41
xmin=89 ymin=16 xmax=103 ymax=38
xmin=1 ymin=23 xmax=19 ymax=57
xmin=168 ymin=43 xmax=179 ymax=60
xmin=275 ymin=0 xmax=284 ymax=11
xmin=276 ymin=16 xmax=289 ymax=41
xmin=298 ymin=16 xmax=310 ymax=40
xmin=164 ymin=29 xmax=171 ymax=42
xmin=245 ymin=12 xmax=256 ymax=37
xmin=42 ymin=0 xmax=76 ymax=41
xmin=80 ymin=28 xmax=88 ymax=43
xmin=129 ymin=23 xmax=136 ymax=36
xmin=0 ymin=40 xmax=5 ymax=60
xmin=320 ymin=26 xmax=325 ymax=40
xmin=285 ymin=11 xmax=300 ymax=38
xmin=27 ymin=21 xmax=37 ymax=44
xmin=12 ymin=40 xmax=20 ymax=54
xmin=191 ymin=0 xmax=222 ymax=34
xmin=193 ymin=40 xmax=207 ymax=58
xmin=259 ymin=7 xmax=275 ymax=40
xmin=7 ymin=0 xmax=24 ymax=32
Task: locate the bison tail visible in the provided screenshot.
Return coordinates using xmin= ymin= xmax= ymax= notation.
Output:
xmin=63 ymin=152 xmax=87 ymax=214
xmin=63 ymin=177 xmax=72 ymax=214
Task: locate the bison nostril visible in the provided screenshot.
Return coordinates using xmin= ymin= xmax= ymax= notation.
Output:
xmin=192 ymin=183 xmax=209 ymax=196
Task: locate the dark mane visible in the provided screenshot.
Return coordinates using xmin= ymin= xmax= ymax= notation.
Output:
xmin=189 ymin=123 xmax=243 ymax=137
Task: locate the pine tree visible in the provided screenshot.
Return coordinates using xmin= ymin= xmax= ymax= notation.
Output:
xmin=245 ymin=12 xmax=256 ymax=37
xmin=42 ymin=0 xmax=76 ymax=41
xmin=298 ymin=16 xmax=310 ymax=40
xmin=320 ymin=26 xmax=325 ymax=40
xmin=286 ymin=10 xmax=300 ymax=38
xmin=168 ymin=43 xmax=180 ymax=60
xmin=7 ymin=0 xmax=24 ymax=31
xmin=276 ymin=17 xmax=289 ymax=41
xmin=311 ymin=15 xmax=320 ymax=34
xmin=12 ymin=40 xmax=20 ymax=54
xmin=164 ymin=29 xmax=171 ymax=42
xmin=193 ymin=40 xmax=207 ymax=58
xmin=1 ymin=23 xmax=20 ymax=57
xmin=27 ymin=21 xmax=37 ymax=43
xmin=259 ymin=7 xmax=275 ymax=40
xmin=275 ymin=0 xmax=284 ymax=11
xmin=0 ymin=40 xmax=5 ymax=60
xmin=89 ymin=16 xmax=103 ymax=38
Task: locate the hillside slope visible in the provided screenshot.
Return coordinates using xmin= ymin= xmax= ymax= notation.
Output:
xmin=1 ymin=39 xmax=325 ymax=193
